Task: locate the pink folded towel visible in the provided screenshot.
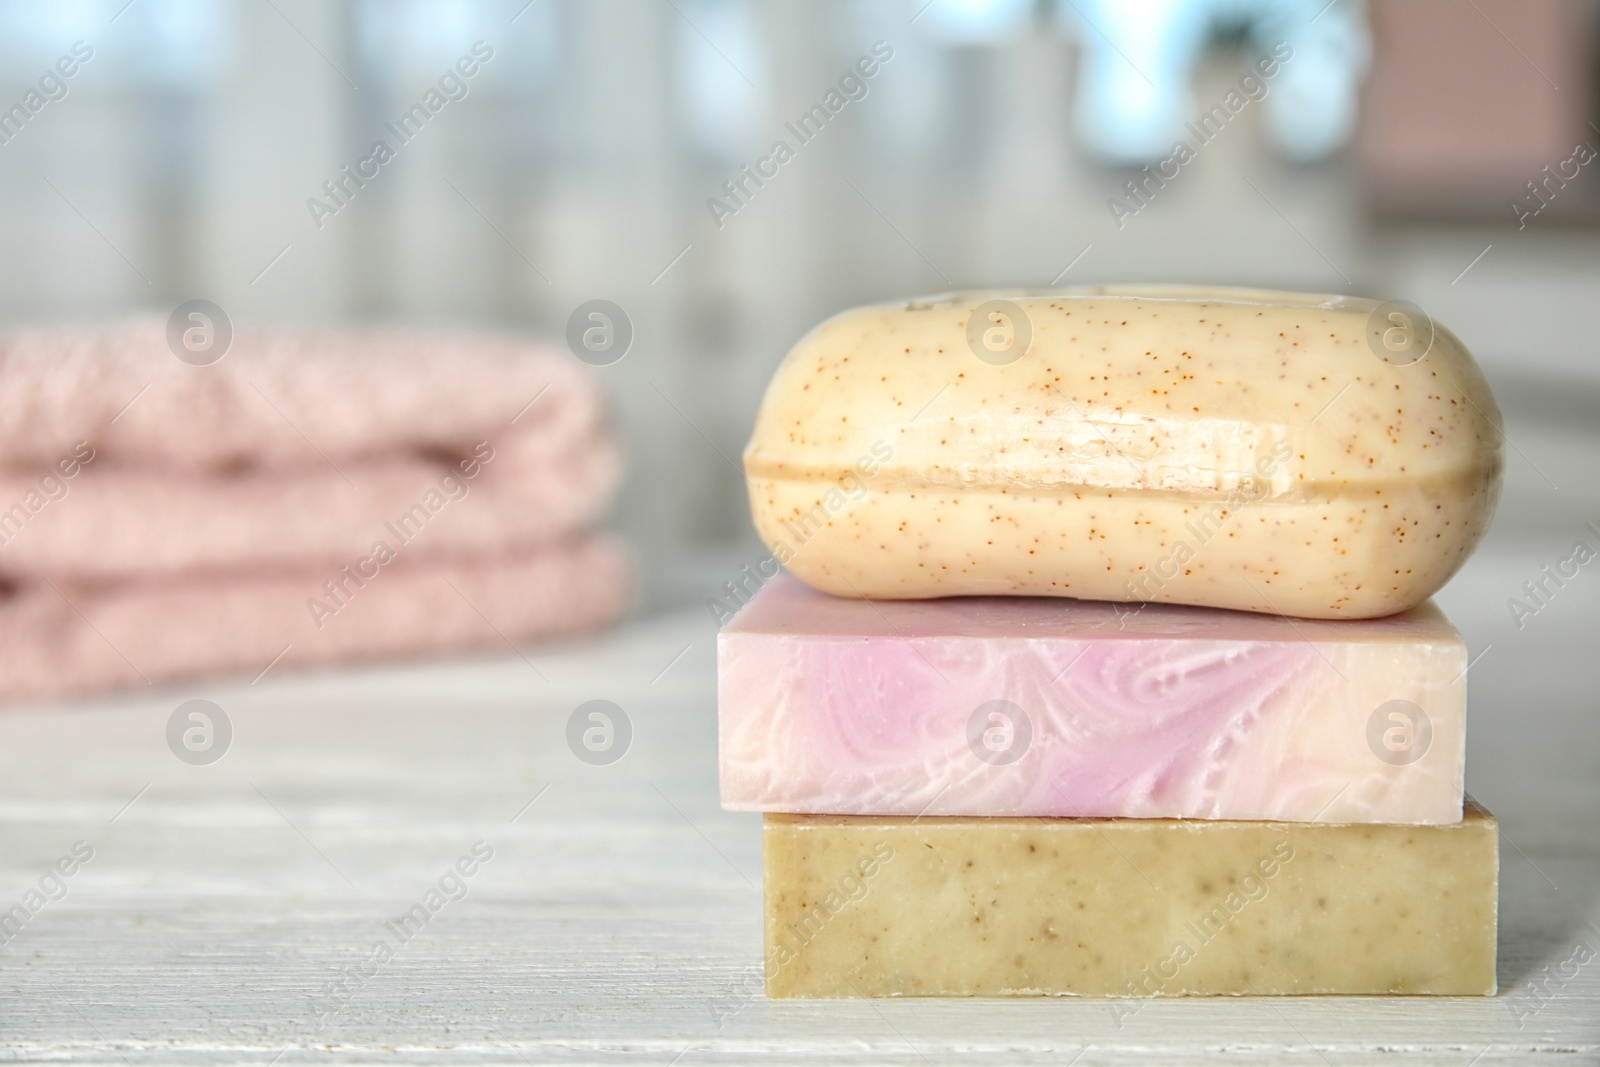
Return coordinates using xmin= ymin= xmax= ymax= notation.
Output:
xmin=0 ymin=538 xmax=629 ymax=702
xmin=0 ymin=318 xmax=621 ymax=579
xmin=0 ymin=319 xmax=631 ymax=701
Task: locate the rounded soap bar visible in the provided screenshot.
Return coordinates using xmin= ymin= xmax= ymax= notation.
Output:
xmin=743 ymin=286 xmax=1503 ymax=619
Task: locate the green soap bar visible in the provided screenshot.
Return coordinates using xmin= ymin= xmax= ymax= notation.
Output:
xmin=765 ymin=801 xmax=1497 ymax=998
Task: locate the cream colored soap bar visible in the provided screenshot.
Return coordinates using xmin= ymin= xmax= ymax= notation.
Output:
xmin=744 ymin=287 xmax=1504 ymax=619
xmin=764 ymin=801 xmax=1498 ymax=998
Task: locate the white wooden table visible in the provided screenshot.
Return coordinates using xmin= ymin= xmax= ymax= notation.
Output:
xmin=1 ymin=542 xmax=1597 ymax=1064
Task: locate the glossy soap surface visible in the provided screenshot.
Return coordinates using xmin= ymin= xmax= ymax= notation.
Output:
xmin=743 ymin=286 xmax=1504 ymax=618
xmin=718 ymin=575 xmax=1467 ymax=824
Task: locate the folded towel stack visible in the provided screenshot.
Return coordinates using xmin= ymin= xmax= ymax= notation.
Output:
xmin=719 ymin=288 xmax=1504 ymax=998
xmin=0 ymin=319 xmax=630 ymax=700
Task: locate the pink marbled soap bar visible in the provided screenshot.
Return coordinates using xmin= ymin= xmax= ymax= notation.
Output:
xmin=718 ymin=576 xmax=1467 ymax=824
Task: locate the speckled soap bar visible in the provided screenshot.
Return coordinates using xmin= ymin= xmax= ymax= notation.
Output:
xmin=743 ymin=286 xmax=1503 ymax=619
xmin=764 ymin=801 xmax=1498 ymax=998
xmin=720 ymin=575 xmax=1466 ymax=824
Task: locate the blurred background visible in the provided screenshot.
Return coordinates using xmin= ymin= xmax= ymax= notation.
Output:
xmin=1 ymin=0 xmax=1595 ymax=611
xmin=2 ymin=0 xmax=1599 ymax=1055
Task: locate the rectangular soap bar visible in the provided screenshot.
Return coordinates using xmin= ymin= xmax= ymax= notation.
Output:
xmin=764 ymin=801 xmax=1498 ymax=998
xmin=719 ymin=575 xmax=1466 ymax=824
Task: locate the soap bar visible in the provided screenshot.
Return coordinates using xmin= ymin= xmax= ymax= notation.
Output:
xmin=743 ymin=286 xmax=1503 ymax=619
xmin=764 ymin=801 xmax=1498 ymax=997
xmin=719 ymin=575 xmax=1466 ymax=824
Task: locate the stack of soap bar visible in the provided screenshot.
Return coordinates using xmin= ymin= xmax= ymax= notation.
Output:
xmin=764 ymin=803 xmax=1498 ymax=997
xmin=724 ymin=286 xmax=1503 ymax=999
xmin=720 ymin=576 xmax=1467 ymax=824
